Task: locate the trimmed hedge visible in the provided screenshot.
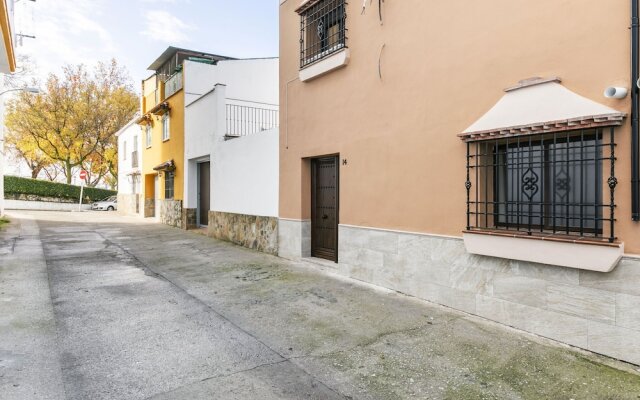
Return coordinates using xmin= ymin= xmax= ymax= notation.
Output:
xmin=4 ymin=175 xmax=116 ymax=203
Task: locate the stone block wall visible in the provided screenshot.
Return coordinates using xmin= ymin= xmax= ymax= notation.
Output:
xmin=182 ymin=208 xmax=197 ymax=230
xmin=278 ymin=219 xmax=311 ymax=260
xmin=159 ymin=199 xmax=183 ymax=228
xmin=209 ymin=211 xmax=278 ymax=255
xmin=281 ymin=222 xmax=640 ymax=365
xmin=144 ymin=199 xmax=155 ymax=218
xmin=117 ymin=194 xmax=141 ymax=216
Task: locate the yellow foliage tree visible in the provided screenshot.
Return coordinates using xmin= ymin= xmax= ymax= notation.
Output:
xmin=4 ymin=131 xmax=52 ymax=179
xmin=5 ymin=59 xmax=138 ymax=185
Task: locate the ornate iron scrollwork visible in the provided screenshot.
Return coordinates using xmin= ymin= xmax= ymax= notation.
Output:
xmin=555 ymin=167 xmax=570 ymax=202
xmin=465 ymin=180 xmax=472 ymax=190
xmin=317 ymin=20 xmax=325 ymax=39
xmin=608 ymin=176 xmax=618 ymax=190
xmin=521 ymin=168 xmax=539 ymax=200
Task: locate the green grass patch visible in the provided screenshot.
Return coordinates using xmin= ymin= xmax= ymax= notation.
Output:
xmin=0 ymin=217 xmax=9 ymax=228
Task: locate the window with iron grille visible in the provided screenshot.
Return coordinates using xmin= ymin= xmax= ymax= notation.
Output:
xmin=164 ymin=171 xmax=174 ymax=199
xmin=299 ymin=0 xmax=347 ymax=69
xmin=465 ymin=128 xmax=618 ymax=243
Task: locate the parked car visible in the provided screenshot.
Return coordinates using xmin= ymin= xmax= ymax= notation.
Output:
xmin=91 ymin=196 xmax=117 ymax=211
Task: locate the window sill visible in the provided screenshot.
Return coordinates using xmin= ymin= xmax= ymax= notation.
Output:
xmin=462 ymin=230 xmax=623 ymax=272
xmin=162 ymin=138 xmax=170 ymax=142
xmin=299 ymin=48 xmax=349 ymax=82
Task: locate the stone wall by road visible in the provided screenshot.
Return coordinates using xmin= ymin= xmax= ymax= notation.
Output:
xmin=117 ymin=194 xmax=141 ymax=217
xmin=159 ymin=199 xmax=182 ymax=228
xmin=144 ymin=199 xmax=155 ymax=218
xmin=278 ymin=220 xmax=640 ymax=366
xmin=5 ymin=193 xmax=77 ymax=204
xmin=182 ymin=208 xmax=197 ymax=230
xmin=5 ymin=200 xmax=91 ymax=211
xmin=209 ymin=211 xmax=278 ymax=255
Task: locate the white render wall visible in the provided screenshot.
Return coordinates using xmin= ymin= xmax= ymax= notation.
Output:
xmin=211 ymin=128 xmax=279 ymax=218
xmin=184 ymin=58 xmax=279 ymax=107
xmin=184 ymin=84 xmax=225 ymax=209
xmin=116 ymin=121 xmax=143 ymax=195
xmin=183 ymin=58 xmax=279 ymax=216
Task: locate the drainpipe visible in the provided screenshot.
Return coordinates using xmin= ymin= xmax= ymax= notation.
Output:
xmin=632 ymin=0 xmax=640 ymax=221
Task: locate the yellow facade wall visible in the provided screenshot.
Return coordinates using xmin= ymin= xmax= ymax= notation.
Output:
xmin=141 ymin=89 xmax=185 ymax=202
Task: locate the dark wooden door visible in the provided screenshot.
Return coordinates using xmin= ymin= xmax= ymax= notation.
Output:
xmin=311 ymin=156 xmax=339 ymax=262
xmin=198 ymin=162 xmax=210 ymax=226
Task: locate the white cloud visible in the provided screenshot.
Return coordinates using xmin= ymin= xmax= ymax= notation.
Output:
xmin=140 ymin=10 xmax=195 ymax=44
xmin=14 ymin=0 xmax=117 ymax=81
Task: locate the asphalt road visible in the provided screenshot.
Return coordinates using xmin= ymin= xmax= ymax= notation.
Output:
xmin=1 ymin=211 xmax=640 ymax=400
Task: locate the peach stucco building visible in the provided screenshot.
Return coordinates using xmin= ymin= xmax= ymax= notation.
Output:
xmin=279 ymin=0 xmax=640 ymax=364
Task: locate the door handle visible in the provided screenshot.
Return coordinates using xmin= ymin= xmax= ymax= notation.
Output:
xmin=322 ymin=214 xmax=328 ymax=220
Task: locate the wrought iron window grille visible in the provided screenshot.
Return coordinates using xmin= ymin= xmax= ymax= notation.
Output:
xmin=465 ymin=128 xmax=617 ymax=243
xmin=164 ymin=171 xmax=175 ymax=200
xmin=299 ymin=0 xmax=347 ymax=69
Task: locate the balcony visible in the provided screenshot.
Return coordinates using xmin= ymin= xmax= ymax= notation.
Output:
xmin=142 ymin=74 xmax=167 ymax=113
xmin=225 ymin=102 xmax=279 ymax=139
xmin=165 ymin=71 xmax=183 ymax=99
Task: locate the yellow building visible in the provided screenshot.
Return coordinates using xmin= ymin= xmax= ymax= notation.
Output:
xmin=138 ymin=47 xmax=231 ymax=227
xmin=0 ymin=0 xmax=16 ymax=217
xmin=0 ymin=0 xmax=15 ymax=74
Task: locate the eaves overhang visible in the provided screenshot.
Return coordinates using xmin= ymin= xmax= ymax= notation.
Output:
xmin=147 ymin=46 xmax=234 ymax=71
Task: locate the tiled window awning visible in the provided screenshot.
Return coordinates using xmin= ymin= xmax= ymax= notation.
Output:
xmin=459 ymin=77 xmax=627 ymax=142
xmin=149 ymin=101 xmax=170 ymax=116
xmin=136 ymin=114 xmax=152 ymax=125
xmin=153 ymin=160 xmax=176 ymax=172
xmin=295 ymin=0 xmax=322 ymax=14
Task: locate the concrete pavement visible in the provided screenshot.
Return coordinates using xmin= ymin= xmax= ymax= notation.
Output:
xmin=1 ymin=210 xmax=640 ymax=399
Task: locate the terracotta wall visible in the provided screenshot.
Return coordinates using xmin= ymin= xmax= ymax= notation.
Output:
xmin=279 ymin=0 xmax=640 ymax=253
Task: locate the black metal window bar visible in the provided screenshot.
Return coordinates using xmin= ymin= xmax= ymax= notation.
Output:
xmin=299 ymin=0 xmax=347 ymax=68
xmin=226 ymin=103 xmax=279 ymax=138
xmin=465 ymin=128 xmax=617 ymax=243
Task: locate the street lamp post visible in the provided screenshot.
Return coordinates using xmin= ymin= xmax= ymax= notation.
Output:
xmin=0 ymin=86 xmax=40 ymax=217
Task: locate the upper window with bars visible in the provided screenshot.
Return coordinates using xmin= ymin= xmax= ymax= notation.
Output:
xmin=299 ymin=0 xmax=347 ymax=69
xmin=465 ymin=128 xmax=617 ymax=243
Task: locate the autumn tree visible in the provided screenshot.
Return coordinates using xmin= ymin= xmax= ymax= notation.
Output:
xmin=4 ymin=132 xmax=52 ymax=178
xmin=5 ymin=60 xmax=138 ymax=185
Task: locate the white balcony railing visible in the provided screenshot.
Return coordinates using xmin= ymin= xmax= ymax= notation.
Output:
xmin=226 ymin=102 xmax=279 ymax=139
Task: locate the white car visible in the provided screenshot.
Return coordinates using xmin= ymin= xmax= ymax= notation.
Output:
xmin=91 ymin=196 xmax=118 ymax=211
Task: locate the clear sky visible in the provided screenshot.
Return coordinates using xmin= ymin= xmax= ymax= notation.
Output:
xmin=13 ymin=0 xmax=279 ymax=88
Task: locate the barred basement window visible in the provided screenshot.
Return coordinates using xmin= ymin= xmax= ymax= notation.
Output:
xmin=465 ymin=128 xmax=617 ymax=243
xmin=299 ymin=0 xmax=347 ymax=68
xmin=164 ymin=171 xmax=174 ymax=200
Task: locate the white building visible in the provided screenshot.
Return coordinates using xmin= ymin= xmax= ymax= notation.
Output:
xmin=184 ymin=57 xmax=279 ymax=253
xmin=116 ymin=115 xmax=143 ymax=216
